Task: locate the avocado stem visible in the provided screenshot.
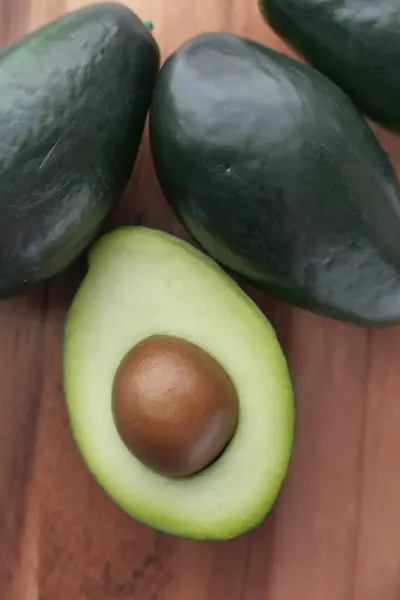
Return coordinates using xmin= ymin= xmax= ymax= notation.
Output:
xmin=143 ymin=20 xmax=154 ymax=32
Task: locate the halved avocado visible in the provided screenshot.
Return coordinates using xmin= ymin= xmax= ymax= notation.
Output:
xmin=63 ymin=227 xmax=294 ymax=540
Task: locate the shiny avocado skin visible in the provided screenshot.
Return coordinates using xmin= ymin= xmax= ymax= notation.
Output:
xmin=258 ymin=0 xmax=400 ymax=131
xmin=0 ymin=3 xmax=159 ymax=297
xmin=149 ymin=32 xmax=400 ymax=327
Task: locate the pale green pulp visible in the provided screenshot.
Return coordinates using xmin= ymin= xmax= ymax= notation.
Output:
xmin=63 ymin=226 xmax=295 ymax=540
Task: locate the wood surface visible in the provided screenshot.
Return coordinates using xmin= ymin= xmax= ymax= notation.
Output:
xmin=2 ymin=1 xmax=400 ymax=599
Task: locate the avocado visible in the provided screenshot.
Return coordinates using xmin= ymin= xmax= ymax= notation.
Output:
xmin=259 ymin=0 xmax=400 ymax=132
xmin=149 ymin=32 xmax=400 ymax=327
xmin=0 ymin=3 xmax=159 ymax=297
xmin=63 ymin=226 xmax=294 ymax=540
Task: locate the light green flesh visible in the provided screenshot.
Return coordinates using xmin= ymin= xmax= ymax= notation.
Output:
xmin=63 ymin=226 xmax=295 ymax=540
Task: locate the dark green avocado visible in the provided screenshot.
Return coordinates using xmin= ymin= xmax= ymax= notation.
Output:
xmin=0 ymin=3 xmax=159 ymax=296
xmin=258 ymin=0 xmax=400 ymax=132
xmin=149 ymin=32 xmax=400 ymax=327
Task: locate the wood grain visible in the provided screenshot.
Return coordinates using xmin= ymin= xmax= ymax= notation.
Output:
xmin=2 ymin=1 xmax=400 ymax=599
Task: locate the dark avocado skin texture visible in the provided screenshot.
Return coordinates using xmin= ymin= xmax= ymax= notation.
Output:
xmin=0 ymin=3 xmax=159 ymax=297
xmin=258 ymin=0 xmax=400 ymax=132
xmin=149 ymin=33 xmax=400 ymax=327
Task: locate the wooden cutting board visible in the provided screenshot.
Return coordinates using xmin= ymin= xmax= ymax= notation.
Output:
xmin=2 ymin=1 xmax=400 ymax=599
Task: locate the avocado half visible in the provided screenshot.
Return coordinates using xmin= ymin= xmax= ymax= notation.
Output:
xmin=63 ymin=227 xmax=295 ymax=540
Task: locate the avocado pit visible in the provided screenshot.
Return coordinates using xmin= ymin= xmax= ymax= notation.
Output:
xmin=112 ymin=334 xmax=239 ymax=478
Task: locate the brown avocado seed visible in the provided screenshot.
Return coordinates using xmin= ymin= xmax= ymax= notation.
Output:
xmin=112 ymin=334 xmax=239 ymax=478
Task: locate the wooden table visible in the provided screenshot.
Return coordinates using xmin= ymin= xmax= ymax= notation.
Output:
xmin=2 ymin=2 xmax=400 ymax=599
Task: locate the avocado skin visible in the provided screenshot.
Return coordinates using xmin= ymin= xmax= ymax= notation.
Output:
xmin=258 ymin=0 xmax=400 ymax=132
xmin=149 ymin=33 xmax=400 ymax=327
xmin=0 ymin=3 xmax=159 ymax=296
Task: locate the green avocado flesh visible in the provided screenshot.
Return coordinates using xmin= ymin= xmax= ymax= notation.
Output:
xmin=259 ymin=0 xmax=400 ymax=132
xmin=0 ymin=3 xmax=159 ymax=297
xmin=63 ymin=227 xmax=294 ymax=540
xmin=149 ymin=33 xmax=400 ymax=327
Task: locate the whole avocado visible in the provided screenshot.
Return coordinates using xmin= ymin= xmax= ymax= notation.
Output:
xmin=149 ymin=32 xmax=400 ymax=327
xmin=258 ymin=0 xmax=400 ymax=132
xmin=0 ymin=3 xmax=159 ymax=296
